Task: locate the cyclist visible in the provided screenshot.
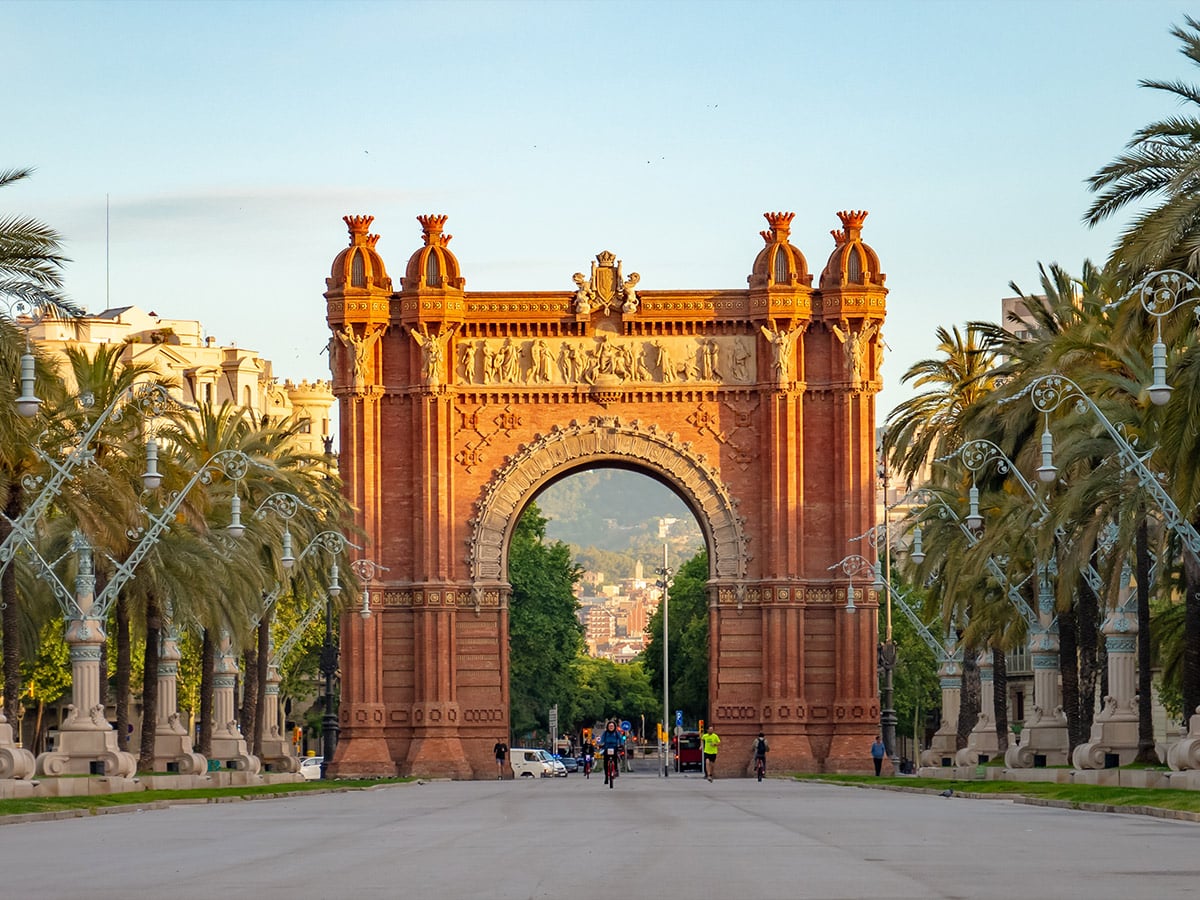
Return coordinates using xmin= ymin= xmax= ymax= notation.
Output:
xmin=752 ymin=731 xmax=769 ymax=781
xmin=581 ymin=736 xmax=595 ymax=778
xmin=701 ymin=724 xmax=721 ymax=782
xmin=598 ymin=721 xmax=622 ymax=787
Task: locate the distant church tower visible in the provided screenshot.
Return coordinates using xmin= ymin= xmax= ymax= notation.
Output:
xmin=635 ymin=559 xmax=644 ymax=581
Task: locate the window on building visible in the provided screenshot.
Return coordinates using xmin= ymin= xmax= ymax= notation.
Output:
xmin=244 ymin=385 xmax=252 ymax=408
xmin=773 ymin=246 xmax=789 ymax=285
xmin=298 ymin=417 xmax=312 ymax=434
xmin=847 ymin=247 xmax=863 ymax=283
xmin=351 ymin=250 xmax=366 ymax=287
xmin=426 ymin=253 xmax=442 ymax=287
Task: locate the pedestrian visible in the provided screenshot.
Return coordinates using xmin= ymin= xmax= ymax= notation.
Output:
xmin=752 ymin=731 xmax=769 ymax=780
xmin=494 ymin=738 xmax=508 ymax=780
xmin=870 ymin=735 xmax=885 ymax=776
xmin=701 ymin=724 xmax=721 ymax=782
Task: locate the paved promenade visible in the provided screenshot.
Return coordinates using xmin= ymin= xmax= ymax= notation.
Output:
xmin=3 ymin=769 xmax=1196 ymax=899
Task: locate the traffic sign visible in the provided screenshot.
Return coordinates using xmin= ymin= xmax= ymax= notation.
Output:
xmin=675 ymin=709 xmax=683 ymax=726
xmin=620 ymin=720 xmax=631 ymax=732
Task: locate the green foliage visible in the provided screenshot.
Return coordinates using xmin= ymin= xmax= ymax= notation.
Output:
xmin=883 ymin=585 xmax=941 ymax=742
xmin=567 ymin=655 xmax=658 ymax=731
xmin=508 ymin=502 xmax=584 ymax=736
xmin=643 ymin=550 xmax=709 ymax=722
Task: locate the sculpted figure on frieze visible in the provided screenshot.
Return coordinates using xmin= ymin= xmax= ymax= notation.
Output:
xmin=759 ymin=322 xmax=798 ymax=385
xmin=572 ymin=272 xmax=594 ymax=315
xmin=621 ymin=272 xmax=640 ymax=314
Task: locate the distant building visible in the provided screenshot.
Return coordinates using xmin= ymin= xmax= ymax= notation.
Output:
xmin=29 ymin=305 xmax=334 ymax=456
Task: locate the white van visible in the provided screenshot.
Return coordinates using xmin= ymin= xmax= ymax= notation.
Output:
xmin=510 ymin=748 xmax=557 ymax=778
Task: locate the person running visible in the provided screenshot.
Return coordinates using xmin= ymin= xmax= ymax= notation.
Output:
xmin=701 ymin=724 xmax=721 ymax=782
xmin=493 ymin=738 xmax=508 ymax=780
xmin=752 ymin=731 xmax=769 ymax=781
xmin=598 ymin=721 xmax=623 ymax=786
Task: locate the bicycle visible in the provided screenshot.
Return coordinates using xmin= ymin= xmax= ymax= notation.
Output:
xmin=582 ymin=754 xmax=593 ymax=779
xmin=603 ymin=749 xmax=618 ymax=789
xmin=754 ymin=756 xmax=766 ymax=782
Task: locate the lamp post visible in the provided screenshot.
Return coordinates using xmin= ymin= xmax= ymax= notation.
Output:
xmin=1122 ymin=269 xmax=1200 ymax=406
xmin=26 ymin=448 xmax=256 ymax=777
xmin=1005 ymin=373 xmax=1200 ymax=568
xmin=0 ymin=381 xmax=185 ymax=578
xmin=655 ymin=543 xmax=672 ymax=777
xmin=321 ymin=559 xmax=341 ymax=779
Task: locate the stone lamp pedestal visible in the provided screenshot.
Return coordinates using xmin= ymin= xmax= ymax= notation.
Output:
xmin=152 ymin=614 xmax=206 ymax=774
xmin=0 ymin=709 xmax=35 ymax=779
xmin=36 ymin=613 xmax=136 ymax=777
xmin=258 ymin=667 xmax=299 ymax=773
xmin=920 ymin=657 xmax=961 ymax=768
xmin=1005 ymin=625 xmax=1069 ymax=768
xmin=957 ymin=651 xmax=1001 ymax=766
xmin=207 ymin=631 xmax=261 ymax=774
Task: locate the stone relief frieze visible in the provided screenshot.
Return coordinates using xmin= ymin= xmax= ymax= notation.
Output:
xmin=456 ymin=334 xmax=756 ymax=388
xmin=467 ymin=417 xmax=749 ymax=586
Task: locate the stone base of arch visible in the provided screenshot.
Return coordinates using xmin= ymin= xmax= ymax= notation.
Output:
xmin=327 ymin=704 xmax=394 ymax=778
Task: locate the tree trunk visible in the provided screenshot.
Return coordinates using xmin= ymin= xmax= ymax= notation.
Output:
xmin=1059 ymin=602 xmax=1083 ymax=752
xmin=993 ymin=643 xmax=1009 ymax=752
xmin=1077 ymin=570 xmax=1100 ymax=740
xmin=137 ymin=595 xmax=162 ymax=773
xmin=2 ymin=483 xmax=23 ymax=726
xmin=1135 ymin=514 xmax=1158 ymax=763
xmin=241 ymin=643 xmax=259 ymax=746
xmin=198 ymin=629 xmax=214 ymax=756
xmin=956 ymin=645 xmax=980 ymax=750
xmin=1183 ymin=524 xmax=1200 ymax=721
xmin=115 ymin=594 xmax=131 ymax=752
xmin=254 ymin=615 xmax=270 ymax=756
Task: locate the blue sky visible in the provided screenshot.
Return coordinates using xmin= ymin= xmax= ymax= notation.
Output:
xmin=5 ymin=0 xmax=1193 ymax=415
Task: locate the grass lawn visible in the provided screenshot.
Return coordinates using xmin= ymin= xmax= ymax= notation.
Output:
xmin=796 ymin=773 xmax=1200 ymax=814
xmin=0 ymin=778 xmax=413 ymax=818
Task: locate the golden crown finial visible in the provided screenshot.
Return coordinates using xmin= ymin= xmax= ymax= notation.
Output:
xmin=417 ymin=214 xmax=450 ymax=246
xmin=837 ymin=210 xmax=868 ymax=233
xmin=343 ymin=215 xmax=375 ymax=240
xmin=762 ymin=211 xmax=795 ymax=243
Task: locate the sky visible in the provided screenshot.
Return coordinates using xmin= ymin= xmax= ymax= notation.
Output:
xmin=5 ymin=0 xmax=1194 ymax=417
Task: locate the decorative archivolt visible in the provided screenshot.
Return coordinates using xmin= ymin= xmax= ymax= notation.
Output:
xmin=468 ymin=416 xmax=749 ymax=586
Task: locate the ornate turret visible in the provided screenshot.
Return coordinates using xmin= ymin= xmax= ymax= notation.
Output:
xmin=397 ymin=214 xmax=466 ymax=328
xmin=819 ymin=210 xmax=885 ymax=291
xmin=747 ymin=211 xmax=813 ymax=323
xmin=326 ymin=215 xmax=393 ymax=294
xmin=815 ymin=209 xmax=887 ymax=327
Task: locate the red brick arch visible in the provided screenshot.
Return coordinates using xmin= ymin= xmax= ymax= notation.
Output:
xmin=324 ymin=210 xmax=886 ymax=778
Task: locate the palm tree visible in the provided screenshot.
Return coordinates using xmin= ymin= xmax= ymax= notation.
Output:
xmin=883 ymin=324 xmax=998 ymax=486
xmin=1 ymin=167 xmax=83 ymax=725
xmin=1085 ymin=17 xmax=1200 ymax=275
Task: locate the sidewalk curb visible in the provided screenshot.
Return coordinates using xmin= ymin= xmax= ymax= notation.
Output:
xmin=0 ymin=781 xmax=414 ymax=827
xmin=808 ymin=778 xmax=1200 ymax=824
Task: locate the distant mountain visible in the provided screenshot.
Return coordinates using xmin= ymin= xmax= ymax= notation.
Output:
xmin=534 ymin=470 xmax=704 ymax=579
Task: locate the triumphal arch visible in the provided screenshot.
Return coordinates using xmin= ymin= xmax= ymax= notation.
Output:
xmin=323 ymin=210 xmax=887 ymax=778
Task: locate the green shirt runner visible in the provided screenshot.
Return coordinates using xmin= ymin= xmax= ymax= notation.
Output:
xmin=701 ymin=731 xmax=721 ymax=755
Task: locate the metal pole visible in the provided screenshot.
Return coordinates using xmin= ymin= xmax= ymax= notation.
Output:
xmin=880 ymin=464 xmax=898 ymax=771
xmin=663 ymin=542 xmax=670 ymax=778
xmin=320 ymin=587 xmax=339 ymax=779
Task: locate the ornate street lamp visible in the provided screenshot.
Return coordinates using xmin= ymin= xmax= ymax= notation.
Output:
xmin=655 ymin=544 xmax=673 ymax=777
xmin=1005 ymin=373 xmax=1200 ymax=568
xmin=1121 ymin=269 xmax=1200 ymax=405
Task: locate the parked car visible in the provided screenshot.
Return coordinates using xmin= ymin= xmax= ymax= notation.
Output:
xmin=300 ymin=756 xmax=324 ymax=780
xmin=674 ymin=732 xmax=703 ymax=772
xmin=556 ymin=754 xmax=579 ymax=773
xmin=510 ymin=748 xmax=557 ymax=777
xmin=540 ymin=750 xmax=568 ymax=777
